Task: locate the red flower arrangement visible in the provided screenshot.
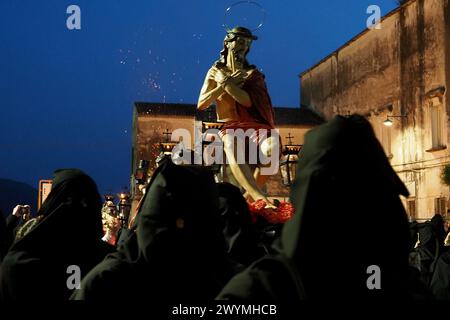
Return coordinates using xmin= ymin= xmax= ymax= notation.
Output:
xmin=248 ymin=199 xmax=295 ymax=224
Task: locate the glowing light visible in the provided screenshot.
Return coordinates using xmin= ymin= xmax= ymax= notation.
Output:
xmin=384 ymin=118 xmax=393 ymax=127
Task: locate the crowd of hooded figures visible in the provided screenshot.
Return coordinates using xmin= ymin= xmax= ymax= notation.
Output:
xmin=1 ymin=115 xmax=450 ymax=311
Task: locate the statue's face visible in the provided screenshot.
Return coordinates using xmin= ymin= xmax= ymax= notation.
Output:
xmin=226 ymin=35 xmax=252 ymax=55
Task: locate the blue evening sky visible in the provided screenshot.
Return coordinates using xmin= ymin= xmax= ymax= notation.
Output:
xmin=0 ymin=0 xmax=399 ymax=196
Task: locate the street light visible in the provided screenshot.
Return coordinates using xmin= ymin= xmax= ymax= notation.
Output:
xmin=383 ymin=117 xmax=393 ymax=127
xmin=158 ymin=128 xmax=190 ymax=165
xmin=279 ymin=133 xmax=302 ymax=186
xmin=383 ymin=115 xmax=406 ymax=127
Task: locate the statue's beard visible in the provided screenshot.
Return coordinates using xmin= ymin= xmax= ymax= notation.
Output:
xmin=232 ymin=48 xmax=245 ymax=56
xmin=232 ymin=49 xmax=245 ymax=66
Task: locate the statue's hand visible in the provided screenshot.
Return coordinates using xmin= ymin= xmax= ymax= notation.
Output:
xmin=228 ymin=70 xmax=246 ymax=88
xmin=213 ymin=67 xmax=231 ymax=85
xmin=207 ymin=67 xmax=218 ymax=80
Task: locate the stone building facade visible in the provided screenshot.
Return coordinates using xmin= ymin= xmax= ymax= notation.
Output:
xmin=300 ymin=0 xmax=450 ymax=220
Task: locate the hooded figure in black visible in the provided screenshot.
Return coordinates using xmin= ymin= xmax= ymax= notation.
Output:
xmin=430 ymin=245 xmax=450 ymax=299
xmin=0 ymin=210 xmax=9 ymax=263
xmin=217 ymin=182 xmax=267 ymax=267
xmin=71 ymin=159 xmax=236 ymax=303
xmin=217 ymin=115 xmax=412 ymax=306
xmin=0 ymin=169 xmax=113 ymax=302
xmin=416 ymin=214 xmax=447 ymax=286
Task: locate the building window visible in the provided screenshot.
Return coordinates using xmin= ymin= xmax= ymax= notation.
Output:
xmin=407 ymin=199 xmax=416 ymax=220
xmin=434 ymin=197 xmax=447 ymax=217
xmin=429 ymin=97 xmax=446 ymax=151
xmin=431 ymin=106 xmax=443 ymax=149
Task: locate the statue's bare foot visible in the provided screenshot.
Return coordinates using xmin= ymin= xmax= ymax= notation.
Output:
xmin=251 ymin=197 xmax=276 ymax=209
xmin=263 ymin=200 xmax=277 ymax=209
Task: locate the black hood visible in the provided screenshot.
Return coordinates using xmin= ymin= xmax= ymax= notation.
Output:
xmin=281 ymin=115 xmax=410 ymax=298
xmin=12 ymin=169 xmax=103 ymax=255
xmin=136 ymin=159 xmax=227 ymax=264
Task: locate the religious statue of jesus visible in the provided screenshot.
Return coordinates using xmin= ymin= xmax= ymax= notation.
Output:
xmin=197 ymin=26 xmax=281 ymax=211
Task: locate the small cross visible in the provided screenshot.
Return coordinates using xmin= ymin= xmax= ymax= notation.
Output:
xmin=163 ymin=129 xmax=172 ymax=142
xmin=286 ymin=133 xmax=294 ymax=145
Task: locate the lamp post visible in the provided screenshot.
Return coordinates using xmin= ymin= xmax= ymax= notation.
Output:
xmin=279 ymin=133 xmax=302 ymax=186
xmin=156 ymin=128 xmax=179 ymax=165
xmin=117 ymin=189 xmax=131 ymax=228
xmin=162 ymin=128 xmax=171 ymax=142
xmin=160 ymin=128 xmax=177 ymax=155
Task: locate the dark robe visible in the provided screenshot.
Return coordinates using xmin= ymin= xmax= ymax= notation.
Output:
xmin=0 ymin=169 xmax=114 ymax=302
xmin=416 ymin=215 xmax=446 ymax=286
xmin=217 ymin=115 xmax=414 ymax=305
xmin=409 ymin=221 xmax=419 ymax=252
xmin=0 ymin=212 xmax=9 ymax=263
xmin=217 ymin=182 xmax=267 ymax=267
xmin=430 ymin=249 xmax=450 ymax=299
xmin=5 ymin=214 xmax=20 ymax=242
xmin=71 ymin=159 xmax=236 ymax=304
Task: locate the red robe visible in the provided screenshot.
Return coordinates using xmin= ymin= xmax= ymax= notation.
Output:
xmin=221 ymin=69 xmax=276 ymax=142
xmin=220 ymin=69 xmax=280 ymax=163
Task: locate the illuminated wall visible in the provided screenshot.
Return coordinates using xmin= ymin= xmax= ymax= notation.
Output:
xmin=301 ymin=0 xmax=450 ymax=219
